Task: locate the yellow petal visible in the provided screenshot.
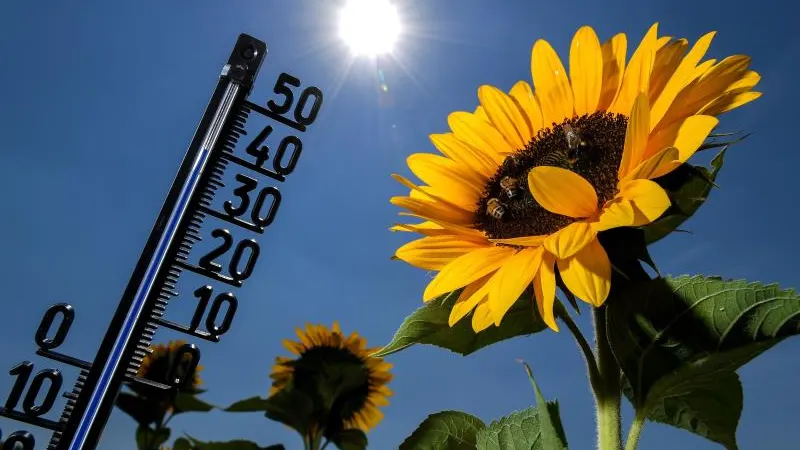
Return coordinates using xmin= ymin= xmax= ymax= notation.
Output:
xmin=692 ymin=59 xmax=716 ymax=80
xmin=655 ymin=35 xmax=673 ymax=50
xmin=610 ymin=23 xmax=657 ymax=115
xmin=448 ymin=111 xmax=515 ymax=156
xmin=618 ymin=93 xmax=651 ymax=179
xmin=531 ymin=39 xmax=574 ymax=125
xmin=474 ymin=105 xmax=489 ymax=122
xmin=649 ymin=38 xmax=688 ymax=102
xmin=650 ymin=31 xmax=716 ymax=129
xmin=283 ymin=338 xmax=304 ymax=355
xmin=533 ymin=253 xmax=558 ymax=331
xmin=658 ymin=55 xmax=752 ymax=130
xmin=591 ymin=198 xmax=634 ymax=232
xmin=557 ymin=238 xmax=611 ymax=307
xmin=423 ymin=246 xmax=513 ymax=301
xmin=598 ymin=33 xmax=627 ymax=111
xmin=528 ymin=166 xmax=598 ymax=218
xmin=619 ymin=178 xmax=671 ymax=223
xmin=429 ymin=133 xmax=499 ymax=178
xmin=397 ymin=211 xmax=484 ymax=240
xmin=390 ymin=221 xmax=463 ymax=239
xmin=624 ymin=146 xmax=680 ymax=181
xmin=489 ymin=247 xmax=544 ymax=325
xmin=391 ymin=194 xmax=473 ymax=226
xmin=471 ymin=299 xmax=495 ymax=332
xmin=595 ymin=179 xmax=670 ymax=231
xmin=478 ymin=85 xmax=532 ymax=148
xmin=509 ymin=80 xmax=544 ymax=134
xmin=543 ymin=221 xmax=596 ymax=259
xmin=570 ymin=26 xmax=603 ymax=116
xmin=395 ymin=236 xmax=485 ymax=271
xmin=700 ymin=91 xmax=762 ymax=116
xmin=407 ymin=152 xmax=485 ymax=196
xmin=645 ymin=115 xmax=719 ymax=162
xmin=488 ymin=235 xmax=548 ymax=247
xmin=449 ymin=274 xmax=492 ymax=326
xmin=724 ymin=70 xmax=761 ymax=92
xmin=393 ymin=174 xmax=473 ymax=214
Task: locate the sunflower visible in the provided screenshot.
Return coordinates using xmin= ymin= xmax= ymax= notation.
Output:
xmin=269 ymin=322 xmax=393 ymax=432
xmin=391 ymin=23 xmax=760 ymax=333
xmin=136 ymin=339 xmax=204 ymax=396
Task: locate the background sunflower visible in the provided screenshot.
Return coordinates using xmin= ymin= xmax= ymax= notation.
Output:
xmin=262 ymin=322 xmax=393 ymax=450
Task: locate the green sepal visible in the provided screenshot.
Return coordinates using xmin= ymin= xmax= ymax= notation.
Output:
xmin=643 ymin=147 xmax=726 ymax=244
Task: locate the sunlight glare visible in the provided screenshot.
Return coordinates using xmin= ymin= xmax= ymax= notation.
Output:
xmin=337 ymin=0 xmax=402 ymax=56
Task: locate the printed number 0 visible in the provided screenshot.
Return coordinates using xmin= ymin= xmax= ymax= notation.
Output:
xmin=1 ymin=431 xmax=35 ymax=450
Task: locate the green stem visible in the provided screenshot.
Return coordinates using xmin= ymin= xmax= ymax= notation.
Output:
xmin=593 ymin=306 xmax=622 ymax=450
xmin=555 ymin=302 xmax=601 ymax=392
xmin=305 ymin=427 xmax=326 ymax=450
xmin=624 ymin=412 xmax=646 ymax=450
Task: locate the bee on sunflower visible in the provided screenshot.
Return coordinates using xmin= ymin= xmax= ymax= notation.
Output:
xmin=267 ymin=322 xmax=393 ymax=450
xmin=390 ymin=22 xmax=760 ymax=333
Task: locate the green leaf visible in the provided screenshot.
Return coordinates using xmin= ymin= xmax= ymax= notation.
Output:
xmin=643 ymin=148 xmax=726 ymax=245
xmin=184 ymin=435 xmax=285 ymax=450
xmin=136 ymin=426 xmax=170 ymax=450
xmin=115 ymin=392 xmax=160 ymax=425
xmin=516 ymin=361 xmax=568 ymax=450
xmin=475 ymin=403 xmax=568 ymax=450
xmin=644 ymin=367 xmax=743 ymax=450
xmin=607 ymin=275 xmax=800 ymax=449
xmin=224 ymin=396 xmax=272 ymax=412
xmin=328 ymin=429 xmax=368 ymax=450
xmin=173 ymin=392 xmax=215 ymax=414
xmin=374 ymin=289 xmax=547 ymax=357
xmin=399 ymin=410 xmax=486 ymax=450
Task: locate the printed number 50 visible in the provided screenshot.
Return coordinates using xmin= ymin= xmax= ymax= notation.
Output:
xmin=266 ymin=73 xmax=323 ymax=127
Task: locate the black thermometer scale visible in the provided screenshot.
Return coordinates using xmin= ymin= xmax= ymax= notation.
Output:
xmin=0 ymin=33 xmax=323 ymax=450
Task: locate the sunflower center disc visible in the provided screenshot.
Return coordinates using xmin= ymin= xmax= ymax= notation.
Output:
xmin=475 ymin=111 xmax=629 ymax=239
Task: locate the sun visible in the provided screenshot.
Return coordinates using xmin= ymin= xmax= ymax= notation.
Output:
xmin=337 ymin=0 xmax=402 ymax=56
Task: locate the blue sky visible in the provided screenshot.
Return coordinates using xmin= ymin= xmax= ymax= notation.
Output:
xmin=1 ymin=1 xmax=799 ymax=449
